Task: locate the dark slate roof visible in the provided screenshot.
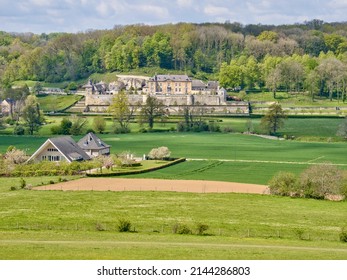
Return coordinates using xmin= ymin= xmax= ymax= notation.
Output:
xmin=192 ymin=80 xmax=207 ymax=89
xmin=77 ymin=132 xmax=111 ymax=151
xmin=149 ymin=75 xmax=192 ymax=82
xmin=50 ymin=136 xmax=91 ymax=161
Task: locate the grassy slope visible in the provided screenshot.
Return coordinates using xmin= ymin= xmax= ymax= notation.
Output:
xmin=37 ymin=94 xmax=83 ymax=112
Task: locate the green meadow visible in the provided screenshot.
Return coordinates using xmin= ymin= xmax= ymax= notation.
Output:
xmin=1 ymin=132 xmax=347 ymax=184
xmin=1 ymin=124 xmax=347 ymax=259
xmin=1 ymin=183 xmax=347 ymax=259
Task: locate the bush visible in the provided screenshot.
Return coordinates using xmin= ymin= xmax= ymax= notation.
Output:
xmin=114 ymin=126 xmax=131 ymax=134
xmin=208 ymin=123 xmax=221 ymax=132
xmin=13 ymin=125 xmax=25 ymax=135
xmin=299 ymin=163 xmax=343 ymax=199
xmin=19 ymin=178 xmax=26 ymax=189
xmin=95 ymin=222 xmax=106 ymax=231
xmin=268 ymin=172 xmax=298 ymax=196
xmin=172 ymin=223 xmax=192 ymax=234
xmin=196 ymin=223 xmax=209 ymax=235
xmin=49 ymin=180 xmax=55 ymax=184
xmin=223 ymin=126 xmax=233 ymax=133
xmin=10 ymin=186 xmax=17 ymax=191
xmin=340 ymin=229 xmax=347 ymax=242
xmin=117 ymin=219 xmax=132 ymax=232
xmin=148 ymin=146 xmax=171 ymax=160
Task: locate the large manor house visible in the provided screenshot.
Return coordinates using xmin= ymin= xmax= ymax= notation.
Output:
xmin=82 ymin=74 xmax=249 ymax=115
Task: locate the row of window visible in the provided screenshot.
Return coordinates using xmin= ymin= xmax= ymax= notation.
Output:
xmin=42 ymin=155 xmax=60 ymax=161
xmin=47 ymin=148 xmax=58 ymax=152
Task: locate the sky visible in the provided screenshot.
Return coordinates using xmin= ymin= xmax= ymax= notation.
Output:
xmin=0 ymin=0 xmax=346 ymax=34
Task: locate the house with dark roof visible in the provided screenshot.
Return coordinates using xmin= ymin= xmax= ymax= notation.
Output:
xmin=28 ymin=136 xmax=91 ymax=163
xmin=77 ymin=132 xmax=111 ymax=158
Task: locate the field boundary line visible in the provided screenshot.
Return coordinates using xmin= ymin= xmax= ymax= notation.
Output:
xmin=187 ymin=158 xmax=347 ymax=166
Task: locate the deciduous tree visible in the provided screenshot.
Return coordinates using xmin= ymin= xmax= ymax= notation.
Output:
xmin=22 ymin=95 xmax=44 ymax=135
xmin=139 ymin=96 xmax=165 ymax=130
xmin=108 ymin=90 xmax=134 ymax=133
xmin=260 ymin=103 xmax=286 ymax=135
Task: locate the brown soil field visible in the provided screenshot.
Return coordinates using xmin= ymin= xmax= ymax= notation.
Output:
xmin=34 ymin=178 xmax=269 ymax=194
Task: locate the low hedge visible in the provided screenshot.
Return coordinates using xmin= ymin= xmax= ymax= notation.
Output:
xmin=86 ymin=158 xmax=186 ymax=177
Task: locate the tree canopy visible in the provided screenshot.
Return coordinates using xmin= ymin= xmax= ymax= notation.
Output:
xmin=1 ymin=21 xmax=347 ymax=101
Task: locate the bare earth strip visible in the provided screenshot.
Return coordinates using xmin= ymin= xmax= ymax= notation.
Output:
xmin=34 ymin=178 xmax=269 ymax=194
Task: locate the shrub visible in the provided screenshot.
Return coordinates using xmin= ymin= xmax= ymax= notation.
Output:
xmin=223 ymin=126 xmax=233 ymax=133
xmin=114 ymin=126 xmax=131 ymax=134
xmin=148 ymin=146 xmax=171 ymax=160
xmin=340 ymin=229 xmax=347 ymax=242
xmin=19 ymin=178 xmax=26 ymax=189
xmin=13 ymin=125 xmax=25 ymax=135
xmin=268 ymin=172 xmax=298 ymax=196
xmin=208 ymin=123 xmax=221 ymax=132
xmin=95 ymin=222 xmax=106 ymax=231
xmin=117 ymin=219 xmax=132 ymax=232
xmin=172 ymin=223 xmax=192 ymax=234
xmin=10 ymin=186 xmax=17 ymax=191
xmin=299 ymin=163 xmax=343 ymax=199
xmin=49 ymin=180 xmax=55 ymax=184
xmin=196 ymin=223 xmax=209 ymax=235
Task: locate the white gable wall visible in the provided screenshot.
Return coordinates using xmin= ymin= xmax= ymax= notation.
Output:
xmin=31 ymin=142 xmax=69 ymax=163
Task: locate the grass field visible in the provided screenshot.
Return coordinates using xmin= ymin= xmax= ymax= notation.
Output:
xmin=1 ymin=128 xmax=347 ymax=259
xmin=1 ymin=132 xmax=347 ymax=184
xmin=1 ymin=186 xmax=347 ymax=259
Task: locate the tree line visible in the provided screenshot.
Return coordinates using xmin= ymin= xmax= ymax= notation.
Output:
xmin=1 ymin=20 xmax=347 ymax=89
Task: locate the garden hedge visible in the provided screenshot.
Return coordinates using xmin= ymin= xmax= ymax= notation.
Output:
xmin=86 ymin=158 xmax=186 ymax=177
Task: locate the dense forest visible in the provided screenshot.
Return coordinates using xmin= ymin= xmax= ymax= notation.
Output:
xmin=1 ymin=20 xmax=347 ymax=99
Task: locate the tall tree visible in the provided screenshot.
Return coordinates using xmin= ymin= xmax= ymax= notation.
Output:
xmin=108 ymin=90 xmax=134 ymax=133
xmin=140 ymin=96 xmax=165 ymax=130
xmin=22 ymin=95 xmax=44 ymax=135
xmin=260 ymin=103 xmax=286 ymax=135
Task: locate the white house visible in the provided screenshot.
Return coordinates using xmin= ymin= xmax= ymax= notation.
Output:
xmin=28 ymin=136 xmax=91 ymax=163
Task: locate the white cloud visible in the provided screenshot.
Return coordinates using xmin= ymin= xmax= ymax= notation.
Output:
xmin=176 ymin=0 xmax=193 ymax=8
xmin=0 ymin=0 xmax=347 ymax=34
xmin=203 ymin=4 xmax=233 ymax=17
xmin=29 ymin=0 xmax=54 ymax=7
xmin=328 ymin=0 xmax=347 ymax=9
xmin=132 ymin=4 xmax=170 ymax=19
xmin=96 ymin=1 xmax=110 ymax=17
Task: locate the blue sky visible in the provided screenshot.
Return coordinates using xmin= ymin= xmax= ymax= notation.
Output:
xmin=0 ymin=0 xmax=346 ymax=34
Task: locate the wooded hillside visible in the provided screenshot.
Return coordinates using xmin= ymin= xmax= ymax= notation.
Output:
xmin=1 ymin=20 xmax=347 ymax=99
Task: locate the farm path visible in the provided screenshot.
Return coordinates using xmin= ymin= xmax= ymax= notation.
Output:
xmin=34 ymin=178 xmax=269 ymax=194
xmin=1 ymin=239 xmax=347 ymax=254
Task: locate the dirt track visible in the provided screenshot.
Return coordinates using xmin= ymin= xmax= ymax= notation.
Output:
xmin=34 ymin=178 xmax=269 ymax=194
